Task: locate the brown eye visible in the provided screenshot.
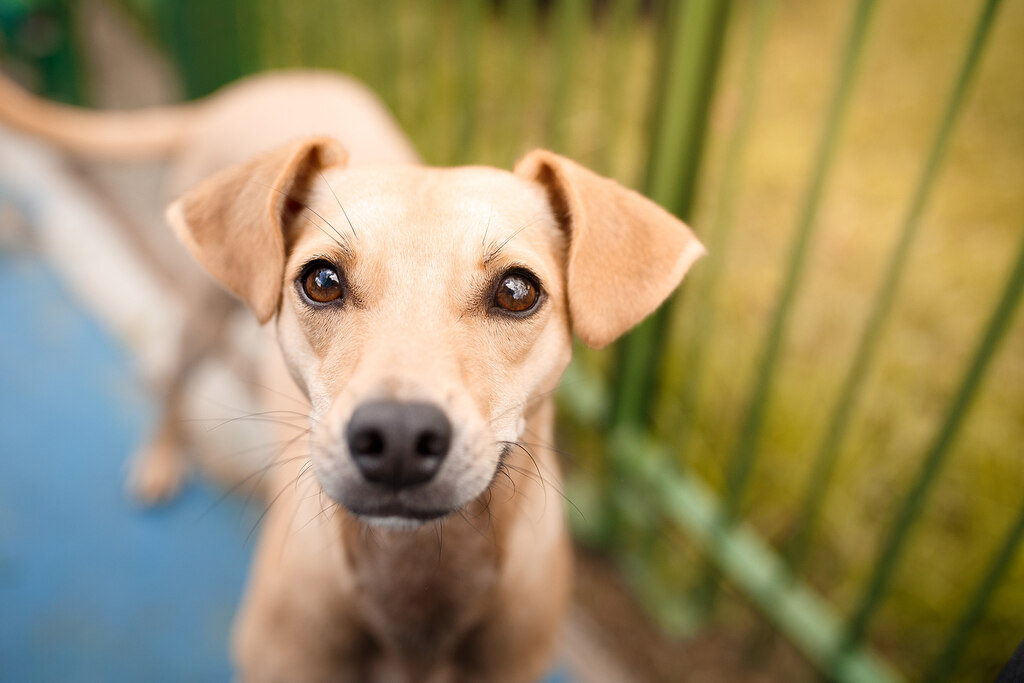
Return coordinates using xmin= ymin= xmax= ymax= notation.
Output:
xmin=302 ymin=262 xmax=343 ymax=304
xmin=494 ymin=272 xmax=539 ymax=314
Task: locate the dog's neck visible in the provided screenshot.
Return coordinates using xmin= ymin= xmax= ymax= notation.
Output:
xmin=327 ymin=397 xmax=560 ymax=662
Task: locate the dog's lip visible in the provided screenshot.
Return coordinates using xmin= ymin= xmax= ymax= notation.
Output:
xmin=345 ymin=499 xmax=453 ymax=521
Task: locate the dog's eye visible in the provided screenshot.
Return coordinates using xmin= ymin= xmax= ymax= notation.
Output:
xmin=302 ymin=262 xmax=343 ymax=304
xmin=494 ymin=272 xmax=539 ymax=314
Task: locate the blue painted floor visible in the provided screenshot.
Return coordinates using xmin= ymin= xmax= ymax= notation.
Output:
xmin=0 ymin=253 xmax=257 ymax=682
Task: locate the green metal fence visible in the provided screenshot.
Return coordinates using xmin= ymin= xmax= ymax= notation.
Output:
xmin=10 ymin=0 xmax=1023 ymax=679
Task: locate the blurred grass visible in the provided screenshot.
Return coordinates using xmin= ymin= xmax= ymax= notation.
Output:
xmin=662 ymin=1 xmax=1024 ymax=678
xmin=108 ymin=0 xmax=1024 ymax=678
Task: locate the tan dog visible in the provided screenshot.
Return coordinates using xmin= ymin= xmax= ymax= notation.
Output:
xmin=1 ymin=69 xmax=703 ymax=681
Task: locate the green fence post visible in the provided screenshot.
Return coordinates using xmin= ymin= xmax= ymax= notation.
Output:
xmin=423 ymin=0 xmax=452 ymax=164
xmin=836 ymin=223 xmax=1024 ymax=668
xmin=610 ymin=0 xmax=733 ymax=432
xmin=546 ymin=0 xmax=588 ymax=154
xmin=923 ymin=497 xmax=1024 ymax=683
xmin=689 ymin=0 xmax=877 ymax=613
xmin=718 ymin=0 xmax=877 ymax=523
xmin=498 ymin=0 xmax=537 ymax=164
xmin=676 ymin=0 xmax=775 ymax=462
xmin=783 ymin=0 xmax=1005 ymax=577
xmin=596 ymin=0 xmax=640 ymax=177
xmin=378 ymin=0 xmax=403 ymax=110
xmin=163 ymin=0 xmax=251 ymax=97
xmin=453 ymin=0 xmax=485 ymax=164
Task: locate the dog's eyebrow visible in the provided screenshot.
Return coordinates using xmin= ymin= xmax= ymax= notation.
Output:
xmin=483 ymin=213 xmax=544 ymax=266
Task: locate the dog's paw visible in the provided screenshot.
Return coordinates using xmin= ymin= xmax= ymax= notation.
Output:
xmin=126 ymin=440 xmax=186 ymax=506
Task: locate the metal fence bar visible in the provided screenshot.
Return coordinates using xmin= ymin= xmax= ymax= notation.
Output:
xmin=602 ymin=430 xmax=903 ymax=683
xmin=454 ymin=0 xmax=485 ymax=164
xmin=923 ymin=496 xmax=1024 ymax=683
xmin=839 ymin=223 xmax=1024 ymax=657
xmin=688 ymin=0 xmax=877 ymax=612
xmin=610 ymin=0 xmax=732 ymax=431
xmin=374 ymin=0 xmax=402 ymax=113
xmin=676 ymin=0 xmax=775 ymax=462
xmin=597 ymin=0 xmax=640 ymax=177
xmin=783 ymin=0 xmax=1004 ymax=576
xmin=424 ymin=0 xmax=451 ymax=164
xmin=500 ymin=0 xmax=538 ymax=163
xmin=717 ymin=0 xmax=877 ymax=523
xmin=547 ymin=0 xmax=588 ymax=154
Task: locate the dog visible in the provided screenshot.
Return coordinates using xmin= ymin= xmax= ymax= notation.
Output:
xmin=1 ymin=69 xmax=704 ymax=681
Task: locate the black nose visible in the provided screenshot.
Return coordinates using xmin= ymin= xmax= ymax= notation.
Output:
xmin=346 ymin=401 xmax=452 ymax=489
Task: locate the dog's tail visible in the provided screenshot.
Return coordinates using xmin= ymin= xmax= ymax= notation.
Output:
xmin=0 ymin=71 xmax=194 ymax=160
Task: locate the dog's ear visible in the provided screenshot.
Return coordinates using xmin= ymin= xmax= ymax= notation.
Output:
xmin=166 ymin=137 xmax=348 ymax=323
xmin=514 ymin=149 xmax=705 ymax=349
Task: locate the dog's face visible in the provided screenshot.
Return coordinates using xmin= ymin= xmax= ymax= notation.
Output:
xmin=277 ymin=165 xmax=572 ymax=520
xmin=168 ymin=137 xmax=703 ymax=524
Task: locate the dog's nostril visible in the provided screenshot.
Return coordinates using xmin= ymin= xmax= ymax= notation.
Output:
xmin=351 ymin=429 xmax=385 ymax=456
xmin=415 ymin=432 xmax=448 ymax=458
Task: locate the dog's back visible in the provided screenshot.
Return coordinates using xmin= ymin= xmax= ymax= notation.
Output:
xmin=0 ymin=68 xmax=420 ymax=193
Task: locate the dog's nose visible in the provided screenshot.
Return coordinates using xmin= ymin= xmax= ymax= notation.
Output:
xmin=346 ymin=401 xmax=452 ymax=489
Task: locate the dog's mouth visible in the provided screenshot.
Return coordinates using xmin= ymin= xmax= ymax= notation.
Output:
xmin=344 ymin=496 xmax=454 ymax=522
xmin=318 ymin=447 xmax=508 ymax=526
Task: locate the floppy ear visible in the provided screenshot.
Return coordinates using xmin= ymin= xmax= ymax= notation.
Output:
xmin=166 ymin=136 xmax=348 ymax=323
xmin=514 ymin=149 xmax=705 ymax=349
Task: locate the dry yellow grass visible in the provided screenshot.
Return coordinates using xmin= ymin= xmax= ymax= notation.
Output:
xmin=660 ymin=1 xmax=1024 ymax=677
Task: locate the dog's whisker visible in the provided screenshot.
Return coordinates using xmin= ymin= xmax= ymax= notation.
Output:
xmin=432 ymin=519 xmax=444 ymax=569
xmin=223 ymin=379 xmax=313 ymax=411
xmin=318 ymin=170 xmax=358 ymax=241
xmin=246 ymin=467 xmax=309 ymax=544
xmin=456 ymin=507 xmax=493 ymax=546
xmin=234 ymin=431 xmax=313 ymax=517
xmin=196 ymin=410 xmax=312 ymax=433
xmin=279 ymin=468 xmax=322 ymax=554
xmin=502 ymin=459 xmax=583 ymax=521
xmin=196 ymin=436 xmax=312 ymax=520
xmin=483 ymin=212 xmax=545 ymax=265
xmin=510 ymin=436 xmax=575 ymax=474
xmin=485 ymin=377 xmax=591 ymax=428
xmin=257 ymin=181 xmax=352 ymax=255
xmin=293 ymin=460 xmax=315 ymax=492
xmin=292 ymin=474 xmax=335 ymax=535
xmin=303 ymin=214 xmax=353 ymax=257
xmin=495 ymin=439 xmax=583 ymax=520
xmin=497 ymin=440 xmax=550 ymax=515
xmin=480 ymin=206 xmax=493 ymax=254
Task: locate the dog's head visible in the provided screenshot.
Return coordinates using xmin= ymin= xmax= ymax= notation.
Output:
xmin=168 ymin=137 xmax=703 ymax=524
